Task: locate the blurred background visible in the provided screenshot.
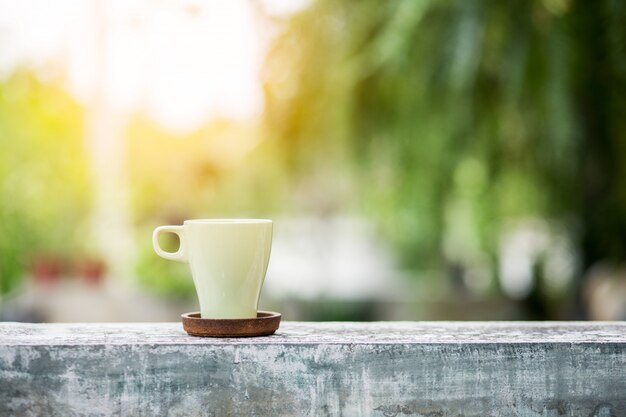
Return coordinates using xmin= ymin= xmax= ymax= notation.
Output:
xmin=1 ymin=0 xmax=625 ymax=322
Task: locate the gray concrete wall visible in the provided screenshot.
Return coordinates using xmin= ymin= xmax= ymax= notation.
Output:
xmin=1 ymin=321 xmax=626 ymax=416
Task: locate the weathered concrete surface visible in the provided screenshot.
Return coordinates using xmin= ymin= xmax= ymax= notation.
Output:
xmin=1 ymin=322 xmax=626 ymax=416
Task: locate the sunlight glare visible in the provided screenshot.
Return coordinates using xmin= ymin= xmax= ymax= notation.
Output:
xmin=0 ymin=0 xmax=265 ymax=132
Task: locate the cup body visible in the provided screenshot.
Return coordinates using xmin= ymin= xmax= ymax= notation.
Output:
xmin=153 ymin=219 xmax=273 ymax=319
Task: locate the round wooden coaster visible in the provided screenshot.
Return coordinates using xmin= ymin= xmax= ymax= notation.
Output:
xmin=181 ymin=311 xmax=281 ymax=337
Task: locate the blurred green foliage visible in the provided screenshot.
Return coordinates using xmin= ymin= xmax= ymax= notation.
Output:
xmin=1 ymin=0 xmax=624 ymax=319
xmin=126 ymin=117 xmax=290 ymax=225
xmin=0 ymin=72 xmax=91 ymax=295
xmin=136 ymin=231 xmax=195 ymax=298
xmin=262 ymin=0 xmax=626 ymax=298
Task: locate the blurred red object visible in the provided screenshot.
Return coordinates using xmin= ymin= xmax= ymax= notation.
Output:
xmin=79 ymin=258 xmax=106 ymax=285
xmin=31 ymin=255 xmax=62 ymax=285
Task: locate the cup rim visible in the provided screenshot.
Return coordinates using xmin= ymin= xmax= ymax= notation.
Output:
xmin=183 ymin=219 xmax=272 ymax=225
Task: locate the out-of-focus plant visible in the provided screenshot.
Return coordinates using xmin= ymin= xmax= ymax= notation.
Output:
xmin=126 ymin=117 xmax=288 ymax=222
xmin=262 ymin=0 xmax=626 ymax=314
xmin=135 ymin=231 xmax=195 ymax=298
xmin=0 ymin=71 xmax=91 ymax=295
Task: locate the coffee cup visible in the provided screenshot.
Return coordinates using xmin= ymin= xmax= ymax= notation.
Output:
xmin=152 ymin=219 xmax=273 ymax=319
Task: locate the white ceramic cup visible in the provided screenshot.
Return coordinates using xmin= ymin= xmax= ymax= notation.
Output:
xmin=152 ymin=219 xmax=273 ymax=319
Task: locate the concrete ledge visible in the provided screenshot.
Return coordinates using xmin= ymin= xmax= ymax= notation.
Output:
xmin=1 ymin=322 xmax=626 ymax=416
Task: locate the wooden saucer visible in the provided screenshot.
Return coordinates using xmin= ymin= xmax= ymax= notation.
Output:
xmin=181 ymin=311 xmax=281 ymax=337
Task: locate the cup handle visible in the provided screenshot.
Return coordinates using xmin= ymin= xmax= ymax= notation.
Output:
xmin=152 ymin=226 xmax=187 ymax=262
